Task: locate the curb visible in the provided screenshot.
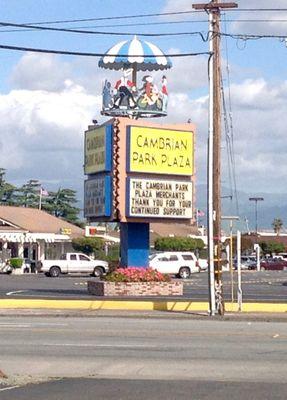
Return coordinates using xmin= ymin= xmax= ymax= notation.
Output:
xmin=0 ymin=299 xmax=286 ymax=313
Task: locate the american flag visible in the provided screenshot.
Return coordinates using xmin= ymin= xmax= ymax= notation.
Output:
xmin=40 ymin=187 xmax=49 ymax=196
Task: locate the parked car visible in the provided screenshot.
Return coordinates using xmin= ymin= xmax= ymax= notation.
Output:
xmin=149 ymin=252 xmax=200 ymax=279
xmin=37 ymin=253 xmax=109 ymax=278
xmin=233 ymin=256 xmax=257 ymax=270
xmin=198 ymin=258 xmax=208 ymax=271
xmin=273 ymin=253 xmax=287 ymax=261
xmin=248 ymin=258 xmax=287 ymax=271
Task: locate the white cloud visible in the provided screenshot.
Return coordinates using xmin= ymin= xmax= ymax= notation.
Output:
xmin=162 ymin=0 xmax=196 ymax=18
xmin=10 ymin=53 xmax=73 ymax=92
xmin=4 ymin=51 xmax=287 ymax=196
xmin=0 ymin=80 xmax=101 ymax=188
xmin=165 ymin=54 xmax=208 ymax=93
xmin=162 ymin=0 xmax=287 ymax=36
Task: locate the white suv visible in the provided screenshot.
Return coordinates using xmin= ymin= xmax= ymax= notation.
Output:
xmin=149 ymin=252 xmax=200 ymax=279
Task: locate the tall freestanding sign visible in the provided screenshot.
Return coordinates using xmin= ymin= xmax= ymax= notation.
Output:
xmin=84 ymin=118 xmax=195 ymax=267
xmin=84 ymin=36 xmax=195 ymax=268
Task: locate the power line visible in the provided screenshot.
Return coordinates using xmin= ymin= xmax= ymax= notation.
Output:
xmin=0 ymin=43 xmax=210 ymax=58
xmin=0 ymin=7 xmax=286 ymax=33
xmin=0 ymin=20 xmax=210 ymax=34
xmin=0 ymin=7 xmax=285 ymax=30
xmin=229 ymin=8 xmax=287 ymax=12
xmin=0 ymin=9 xmax=204 ymax=27
xmin=221 ymin=14 xmax=239 ymax=217
xmin=3 ymin=19 xmax=287 ymax=35
xmin=0 ymin=21 xmax=208 ymax=40
xmin=220 ymin=31 xmax=287 ymax=40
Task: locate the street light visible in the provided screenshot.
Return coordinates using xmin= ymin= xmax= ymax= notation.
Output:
xmin=249 ymin=197 xmax=264 ymax=234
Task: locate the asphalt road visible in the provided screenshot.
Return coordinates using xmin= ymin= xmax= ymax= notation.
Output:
xmin=0 ymin=316 xmax=286 ymax=399
xmin=1 ymin=378 xmax=287 ymax=400
xmin=0 ymin=270 xmax=286 ymax=302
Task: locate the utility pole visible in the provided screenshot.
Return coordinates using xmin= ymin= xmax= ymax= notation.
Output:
xmin=193 ymin=1 xmax=238 ymax=315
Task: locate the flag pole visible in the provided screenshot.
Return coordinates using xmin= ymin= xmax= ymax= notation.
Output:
xmin=39 ymin=188 xmax=42 ymax=210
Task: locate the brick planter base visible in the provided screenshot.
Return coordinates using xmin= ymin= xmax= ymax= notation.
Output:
xmin=87 ymin=281 xmax=183 ymax=296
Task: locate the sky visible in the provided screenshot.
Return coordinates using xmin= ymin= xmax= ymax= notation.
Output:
xmin=0 ymin=0 xmax=287 ymax=219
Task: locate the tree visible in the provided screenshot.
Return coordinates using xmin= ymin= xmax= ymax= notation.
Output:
xmin=43 ymin=188 xmax=80 ymax=224
xmin=15 ymin=179 xmax=41 ymax=208
xmin=72 ymin=237 xmax=104 ymax=256
xmin=225 ymin=235 xmax=253 ymax=254
xmin=155 ymin=237 xmax=205 ymax=252
xmin=259 ymin=241 xmax=285 ymax=255
xmin=0 ymin=168 xmax=17 ymax=205
xmin=272 ymin=218 xmax=283 ymax=235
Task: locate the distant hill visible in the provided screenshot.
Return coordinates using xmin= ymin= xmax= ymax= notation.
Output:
xmin=195 ymin=184 xmax=287 ymax=233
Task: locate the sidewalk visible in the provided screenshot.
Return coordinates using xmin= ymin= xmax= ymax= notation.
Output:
xmin=0 ymin=308 xmax=287 ymax=322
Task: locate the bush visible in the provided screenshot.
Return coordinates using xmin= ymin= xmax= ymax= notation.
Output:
xmin=259 ymin=241 xmax=285 ymax=255
xmin=9 ymin=258 xmax=23 ymax=269
xmin=104 ymin=267 xmax=171 ymax=283
xmin=72 ymin=237 xmax=104 ymax=256
xmin=155 ymin=236 xmax=205 ymax=252
xmin=224 ymin=235 xmax=254 ymax=253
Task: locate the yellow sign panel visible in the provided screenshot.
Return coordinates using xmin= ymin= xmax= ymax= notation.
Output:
xmin=128 ymin=126 xmax=194 ymax=175
xmin=60 ymin=228 xmax=72 ymax=235
xmin=84 ymin=126 xmax=112 ymax=174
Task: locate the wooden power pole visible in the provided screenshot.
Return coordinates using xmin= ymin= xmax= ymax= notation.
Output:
xmin=193 ymin=1 xmax=238 ymax=315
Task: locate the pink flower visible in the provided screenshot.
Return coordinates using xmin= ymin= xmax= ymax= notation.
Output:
xmin=104 ymin=266 xmax=171 ymax=283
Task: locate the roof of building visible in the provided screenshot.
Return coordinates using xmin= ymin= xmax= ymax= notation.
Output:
xmin=150 ymin=223 xmax=201 ymax=237
xmin=248 ymin=232 xmax=287 ymax=247
xmin=0 ymin=206 xmax=84 ymax=238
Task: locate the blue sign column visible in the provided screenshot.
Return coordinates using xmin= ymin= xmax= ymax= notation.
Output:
xmin=120 ymin=222 xmax=150 ymax=268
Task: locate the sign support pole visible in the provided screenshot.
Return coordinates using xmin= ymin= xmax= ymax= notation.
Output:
xmin=120 ymin=222 xmax=150 ymax=268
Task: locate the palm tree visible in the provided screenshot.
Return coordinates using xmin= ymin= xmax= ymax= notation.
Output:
xmin=272 ymin=218 xmax=283 ymax=236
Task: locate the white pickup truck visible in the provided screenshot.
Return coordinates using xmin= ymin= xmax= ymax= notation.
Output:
xmin=38 ymin=253 xmax=109 ymax=278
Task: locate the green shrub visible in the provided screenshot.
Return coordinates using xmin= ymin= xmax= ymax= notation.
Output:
xmin=155 ymin=236 xmax=205 ymax=252
xmin=72 ymin=237 xmax=104 ymax=256
xmin=9 ymin=258 xmax=23 ymax=269
xmin=259 ymin=241 xmax=285 ymax=255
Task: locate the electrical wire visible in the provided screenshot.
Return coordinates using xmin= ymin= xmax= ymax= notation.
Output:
xmin=0 ymin=6 xmax=285 ymax=30
xmin=220 ymin=32 xmax=287 ymax=40
xmin=0 ymin=9 xmax=204 ymax=27
xmin=228 ymin=8 xmax=287 ymax=12
xmin=0 ymin=20 xmax=210 ymax=34
xmin=0 ymin=21 xmax=209 ymax=40
xmin=0 ymin=43 xmax=210 ymax=58
xmin=3 ymin=19 xmax=287 ymax=35
xmin=221 ymin=14 xmax=239 ymax=216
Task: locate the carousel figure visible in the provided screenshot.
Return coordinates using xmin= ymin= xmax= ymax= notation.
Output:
xmin=99 ymin=36 xmax=172 ymax=118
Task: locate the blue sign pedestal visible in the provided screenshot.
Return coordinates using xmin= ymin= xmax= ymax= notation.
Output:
xmin=120 ymin=222 xmax=149 ymax=268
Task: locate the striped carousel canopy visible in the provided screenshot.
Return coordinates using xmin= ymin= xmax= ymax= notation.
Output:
xmin=98 ymin=36 xmax=172 ymax=71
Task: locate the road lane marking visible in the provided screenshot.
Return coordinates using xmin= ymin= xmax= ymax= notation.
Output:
xmin=0 ymin=343 xmax=156 ymax=348
xmin=6 ymin=290 xmax=27 ymax=296
xmin=0 ymin=386 xmax=19 ymax=392
xmin=0 ymin=323 xmax=68 ymax=328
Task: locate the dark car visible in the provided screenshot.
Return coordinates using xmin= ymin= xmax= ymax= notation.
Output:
xmin=248 ymin=258 xmax=287 ymax=271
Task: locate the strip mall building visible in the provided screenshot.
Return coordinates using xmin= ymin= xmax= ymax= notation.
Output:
xmin=0 ymin=206 xmax=84 ymax=264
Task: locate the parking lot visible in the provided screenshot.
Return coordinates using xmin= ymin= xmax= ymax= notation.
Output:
xmin=0 ymin=270 xmax=286 ymax=302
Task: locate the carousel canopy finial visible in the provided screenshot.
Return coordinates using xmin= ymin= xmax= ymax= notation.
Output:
xmin=98 ymin=36 xmax=172 ymax=71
